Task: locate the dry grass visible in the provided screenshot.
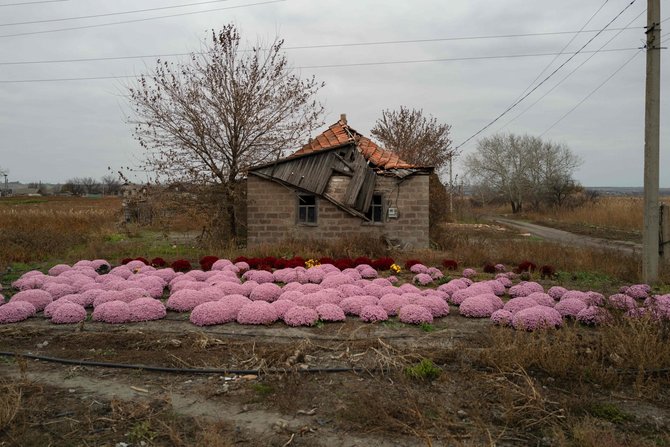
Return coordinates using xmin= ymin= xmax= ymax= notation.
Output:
xmin=524 ymin=196 xmax=646 ymax=232
xmin=480 ymin=316 xmax=670 ymax=391
xmin=0 ymin=196 xmax=119 ymax=269
xmin=0 ymin=380 xmax=22 ymax=431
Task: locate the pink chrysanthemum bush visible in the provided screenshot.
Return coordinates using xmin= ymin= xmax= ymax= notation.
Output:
xmin=413 ymin=273 xmax=433 ymax=286
xmin=547 ymin=286 xmax=568 ymax=301
xmin=315 ymin=303 xmax=346 ymax=322
xmin=48 ymin=264 xmax=71 ymax=276
xmin=166 ymin=290 xmax=212 ymax=312
xmin=379 ymin=294 xmax=410 ymax=316
xmin=508 ymin=282 xmax=544 ymax=298
xmin=320 ymin=274 xmax=354 ymax=289
xmin=625 ymin=284 xmax=651 ymax=300
xmin=427 ymin=267 xmax=444 ymax=280
xmin=503 ymin=296 xmax=540 ymax=315
xmin=10 ymin=289 xmax=53 ymax=312
xmin=398 ymin=304 xmax=433 ymax=324
xmin=43 ymin=283 xmax=76 ymax=300
xmin=437 ymin=279 xmax=468 ymax=297
xmin=526 ymin=292 xmax=555 ymax=308
xmin=12 ymin=271 xmax=48 ymax=290
xmin=0 ymin=301 xmax=37 ymax=323
xmin=607 ymin=293 xmax=638 ymax=310
xmin=362 ymin=284 xmax=384 ymax=299
xmin=449 ymin=284 xmax=495 ymax=306
xmin=51 ymin=302 xmax=87 ymax=324
xmin=359 ymin=267 xmax=378 ymax=279
xmin=271 ymin=299 xmax=297 ymax=319
xmin=490 ymin=309 xmax=514 ymax=326
xmin=415 ymin=296 xmax=450 ymax=318
xmin=576 ymin=306 xmax=612 ymax=326
xmin=190 ymin=301 xmax=237 ymax=326
xmin=410 ymin=264 xmax=429 ymax=274
xmin=461 ymin=268 xmax=477 ymax=278
xmin=459 ymin=296 xmax=495 ymax=318
xmin=242 ymin=269 xmax=275 ymax=284
xmin=44 ymin=297 xmax=73 ymax=318
xmin=93 ymin=290 xmax=128 ymax=308
xmin=360 ymin=305 xmax=388 ymax=323
xmin=92 ymin=300 xmax=131 ymax=324
xmin=495 ymin=275 xmax=513 ymax=289
xmin=476 ymin=293 xmax=504 ymax=311
xmin=511 ymin=306 xmax=563 ymax=331
xmin=284 ymin=305 xmax=319 ymax=327
xmin=249 ymin=283 xmax=282 ymax=303
xmin=237 ymin=301 xmax=278 ymax=325
xmin=129 ymin=298 xmax=166 ymax=322
xmin=554 ymin=298 xmax=588 ymax=318
xmin=339 ymin=296 xmax=379 ymax=316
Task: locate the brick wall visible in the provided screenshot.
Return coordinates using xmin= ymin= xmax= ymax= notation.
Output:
xmin=247 ymin=173 xmax=430 ymax=248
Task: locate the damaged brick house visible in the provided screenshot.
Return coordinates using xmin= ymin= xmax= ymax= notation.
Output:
xmin=246 ymin=115 xmax=433 ymax=248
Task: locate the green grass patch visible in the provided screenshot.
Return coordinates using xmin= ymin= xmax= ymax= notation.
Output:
xmin=420 ymin=322 xmax=436 ymax=332
xmin=404 ymin=358 xmax=441 ymax=381
xmin=252 ymin=383 xmax=274 ymax=397
xmin=587 ymin=402 xmax=632 ymax=424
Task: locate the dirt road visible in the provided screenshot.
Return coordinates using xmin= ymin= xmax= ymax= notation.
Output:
xmin=490 ymin=217 xmax=641 ymax=255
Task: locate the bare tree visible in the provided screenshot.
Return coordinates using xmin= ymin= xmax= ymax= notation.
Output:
xmin=79 ymin=177 xmax=100 ymax=194
xmin=370 ymin=106 xmax=454 ymax=170
xmin=61 ymin=178 xmax=86 ymax=196
xmin=464 ymin=133 xmax=582 ymax=213
xmin=127 ymin=24 xmax=324 ymax=239
xmin=101 ymin=174 xmax=122 ymax=195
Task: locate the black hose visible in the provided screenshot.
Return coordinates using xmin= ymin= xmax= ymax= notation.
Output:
xmin=0 ymin=351 xmax=382 ymax=375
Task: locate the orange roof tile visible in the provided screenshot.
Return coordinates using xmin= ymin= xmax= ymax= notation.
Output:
xmin=293 ymin=119 xmax=419 ymax=170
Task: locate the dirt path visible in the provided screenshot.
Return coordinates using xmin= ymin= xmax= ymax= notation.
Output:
xmin=490 ymin=216 xmax=642 ymax=255
xmin=6 ymin=364 xmax=423 ymax=447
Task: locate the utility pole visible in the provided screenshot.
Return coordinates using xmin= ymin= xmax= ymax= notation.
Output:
xmin=448 ymin=155 xmax=454 ymax=215
xmin=642 ymin=0 xmax=661 ymax=283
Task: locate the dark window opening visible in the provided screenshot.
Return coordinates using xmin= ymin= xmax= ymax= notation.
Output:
xmin=366 ymin=194 xmax=384 ymax=223
xmin=298 ymin=195 xmax=317 ymax=224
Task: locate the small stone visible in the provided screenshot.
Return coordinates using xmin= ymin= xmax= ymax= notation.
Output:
xmin=272 ymin=419 xmax=289 ymax=433
xmin=457 ymin=410 xmax=468 ymax=419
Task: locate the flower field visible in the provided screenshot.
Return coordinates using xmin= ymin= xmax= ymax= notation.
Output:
xmin=2 ymin=255 xmax=667 ymax=332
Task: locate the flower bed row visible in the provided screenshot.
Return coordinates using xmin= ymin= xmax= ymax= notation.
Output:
xmin=1 ymin=259 xmax=667 ymax=331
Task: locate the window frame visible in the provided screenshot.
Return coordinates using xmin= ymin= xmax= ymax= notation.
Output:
xmin=365 ymin=193 xmax=385 ymax=224
xmin=297 ymin=194 xmax=318 ymax=225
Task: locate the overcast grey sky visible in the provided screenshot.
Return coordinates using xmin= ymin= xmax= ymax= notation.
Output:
xmin=0 ymin=0 xmax=667 ymax=186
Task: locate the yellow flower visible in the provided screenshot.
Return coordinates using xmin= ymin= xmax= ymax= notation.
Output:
xmin=305 ymin=259 xmax=320 ymax=269
xmin=390 ymin=263 xmax=401 ymax=273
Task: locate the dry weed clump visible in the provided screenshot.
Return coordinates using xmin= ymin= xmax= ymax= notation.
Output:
xmin=0 ymin=380 xmax=22 ymax=431
xmin=480 ymin=316 xmax=670 ymax=390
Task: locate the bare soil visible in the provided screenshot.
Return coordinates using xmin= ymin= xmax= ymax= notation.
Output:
xmin=1 ymin=314 xmax=670 ymax=447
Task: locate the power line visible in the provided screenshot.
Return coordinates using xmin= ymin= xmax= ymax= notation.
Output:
xmin=0 ymin=0 xmax=234 ymax=27
xmin=539 ymin=50 xmax=642 ymax=137
xmin=540 ymin=32 xmax=670 ymax=137
xmin=0 ymin=27 xmax=647 ymax=66
xmin=0 ymin=47 xmax=641 ymax=83
xmin=508 ymin=0 xmax=610 ymax=107
xmin=498 ymin=8 xmax=646 ymax=131
xmin=0 ymin=0 xmax=67 ymax=6
xmin=453 ymin=0 xmax=638 ymax=151
xmin=0 ymin=0 xmax=286 ymax=38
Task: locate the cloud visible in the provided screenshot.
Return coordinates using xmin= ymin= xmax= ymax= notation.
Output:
xmin=0 ymin=0 xmax=666 ymax=186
